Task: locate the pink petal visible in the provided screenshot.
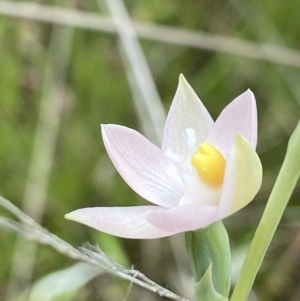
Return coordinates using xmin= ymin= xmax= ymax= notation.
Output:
xmin=162 ymin=75 xmax=214 ymax=166
xmin=217 ymin=134 xmax=262 ymax=219
xmin=147 ymin=203 xmax=218 ymax=233
xmin=65 ymin=206 xmax=176 ymax=239
xmin=102 ymin=124 xmax=184 ymax=208
xmin=206 ymin=90 xmax=257 ymax=158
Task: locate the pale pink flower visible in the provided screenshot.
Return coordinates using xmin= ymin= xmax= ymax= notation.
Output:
xmin=65 ymin=75 xmax=262 ymax=239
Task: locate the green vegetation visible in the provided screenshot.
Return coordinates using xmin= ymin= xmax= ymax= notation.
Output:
xmin=0 ymin=1 xmax=299 ymax=300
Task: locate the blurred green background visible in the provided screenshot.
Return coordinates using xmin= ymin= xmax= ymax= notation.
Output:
xmin=0 ymin=0 xmax=299 ymax=300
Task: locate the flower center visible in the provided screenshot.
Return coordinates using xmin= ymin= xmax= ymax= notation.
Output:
xmin=191 ymin=142 xmax=225 ymax=187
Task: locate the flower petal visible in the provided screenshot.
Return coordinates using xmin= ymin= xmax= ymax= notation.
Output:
xmin=162 ymin=75 xmax=214 ymax=167
xmin=179 ymin=172 xmax=222 ymax=206
xmin=147 ymin=203 xmax=218 ymax=233
xmin=206 ymin=90 xmax=257 ymax=158
xmin=217 ymin=134 xmax=262 ymax=219
xmin=102 ymin=124 xmax=184 ymax=208
xmin=65 ymin=206 xmax=176 ymax=239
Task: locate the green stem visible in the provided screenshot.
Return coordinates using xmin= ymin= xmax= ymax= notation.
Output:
xmin=230 ymin=120 xmax=300 ymax=301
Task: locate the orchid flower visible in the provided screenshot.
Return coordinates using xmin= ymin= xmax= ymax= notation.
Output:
xmin=66 ymin=75 xmax=262 ymax=239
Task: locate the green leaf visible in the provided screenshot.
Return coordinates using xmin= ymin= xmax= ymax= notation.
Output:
xmin=185 ymin=221 xmax=231 ymax=297
xmin=230 ymin=120 xmax=300 ymax=301
xmin=17 ymin=263 xmax=103 ymax=301
xmin=194 ymin=264 xmax=228 ymax=301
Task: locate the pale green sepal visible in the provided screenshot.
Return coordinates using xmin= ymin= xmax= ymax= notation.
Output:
xmin=230 ymin=120 xmax=300 ymax=301
xmin=185 ymin=221 xmax=231 ymax=297
xmin=194 ymin=264 xmax=228 ymax=301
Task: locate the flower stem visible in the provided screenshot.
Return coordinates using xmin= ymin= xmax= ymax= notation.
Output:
xmin=230 ymin=120 xmax=300 ymax=301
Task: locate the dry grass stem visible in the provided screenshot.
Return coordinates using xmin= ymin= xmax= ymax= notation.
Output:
xmin=0 ymin=196 xmax=190 ymax=301
xmin=0 ymin=2 xmax=299 ymax=68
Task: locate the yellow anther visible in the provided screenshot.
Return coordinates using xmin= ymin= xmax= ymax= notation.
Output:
xmin=191 ymin=142 xmax=226 ymax=187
